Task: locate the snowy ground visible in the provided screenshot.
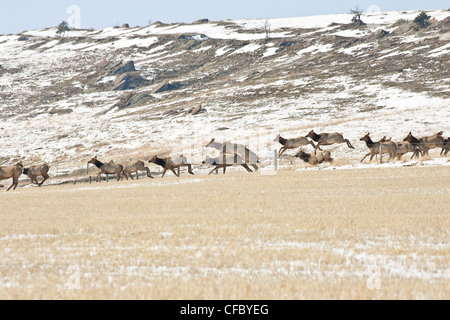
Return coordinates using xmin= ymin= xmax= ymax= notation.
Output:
xmin=0 ymin=9 xmax=449 ymax=181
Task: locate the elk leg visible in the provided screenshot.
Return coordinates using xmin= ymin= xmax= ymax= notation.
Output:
xmin=39 ymin=174 xmax=49 ymax=186
xmin=146 ymin=168 xmax=153 ymax=179
xmin=208 ymin=167 xmax=216 ymax=175
xmin=161 ymin=168 xmax=167 ymax=178
xmin=360 ymin=153 xmax=370 ymax=163
xmin=251 ymin=164 xmax=259 ymax=171
xmin=187 ymin=164 xmax=194 ymax=175
xmin=278 ymin=147 xmax=286 ymax=157
xmin=170 ymin=168 xmax=179 ymax=177
xmin=345 ymin=139 xmax=355 ymax=149
xmin=7 ymin=178 xmax=18 ymax=191
xmin=242 ymin=164 xmax=253 ymax=173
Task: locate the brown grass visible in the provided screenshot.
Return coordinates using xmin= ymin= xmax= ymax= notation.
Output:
xmin=0 ymin=166 xmax=449 ymax=300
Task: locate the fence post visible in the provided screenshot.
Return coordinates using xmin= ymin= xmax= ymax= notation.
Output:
xmin=379 ymin=143 xmax=383 ymax=164
xmin=274 ymin=149 xmax=278 ymax=171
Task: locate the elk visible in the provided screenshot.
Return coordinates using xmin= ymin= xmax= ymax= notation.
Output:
xmin=403 ymin=131 xmax=445 ymax=157
xmin=360 ymin=133 xmax=397 ymax=163
xmin=441 ymin=138 xmax=449 ymax=156
xmin=273 ymin=134 xmax=316 ymax=157
xmin=202 ymin=154 xmax=253 ymax=175
xmin=0 ymin=162 xmax=23 ymax=191
xmin=88 ymin=157 xmax=124 ymax=182
xmin=148 ymin=155 xmax=194 ymax=178
xmin=123 ymin=161 xmax=153 ymax=180
xmin=296 ymin=149 xmax=333 ymax=165
xmin=394 ymin=141 xmax=422 ymax=160
xmin=205 ymin=139 xmax=259 ymax=171
xmin=306 ymin=130 xmax=355 ymax=150
xmin=23 ymin=163 xmax=50 ymax=186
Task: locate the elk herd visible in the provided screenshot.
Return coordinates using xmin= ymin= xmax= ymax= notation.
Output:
xmin=1 ymin=130 xmax=448 ymax=191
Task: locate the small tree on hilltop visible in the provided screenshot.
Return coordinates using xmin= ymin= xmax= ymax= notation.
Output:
xmin=414 ymin=11 xmax=431 ymax=30
xmin=350 ymin=6 xmax=364 ymax=25
xmin=56 ymin=21 xmax=70 ymax=37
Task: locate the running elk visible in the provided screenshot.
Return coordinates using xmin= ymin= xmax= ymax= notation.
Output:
xmin=441 ymin=138 xmax=449 ymax=156
xmin=394 ymin=142 xmax=422 ymax=160
xmin=403 ymin=131 xmax=445 ymax=157
xmin=205 ymin=139 xmax=259 ymax=171
xmin=23 ymin=163 xmax=50 ymax=186
xmin=88 ymin=157 xmax=124 ymax=182
xmin=306 ymin=130 xmax=355 ymax=150
xmin=148 ymin=155 xmax=194 ymax=178
xmin=123 ymin=161 xmax=153 ymax=180
xmin=0 ymin=162 xmax=23 ymax=191
xmin=360 ymin=133 xmax=397 ymax=163
xmin=273 ymin=134 xmax=316 ymax=157
xmin=202 ymin=154 xmax=253 ymax=175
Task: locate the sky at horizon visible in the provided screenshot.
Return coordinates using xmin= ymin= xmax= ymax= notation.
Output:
xmin=1 ymin=0 xmax=449 ymax=35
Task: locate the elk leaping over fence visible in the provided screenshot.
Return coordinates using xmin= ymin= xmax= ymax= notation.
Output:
xmin=273 ymin=134 xmax=316 ymax=157
xmin=0 ymin=162 xmax=23 ymax=191
xmin=306 ymin=130 xmax=355 ymax=150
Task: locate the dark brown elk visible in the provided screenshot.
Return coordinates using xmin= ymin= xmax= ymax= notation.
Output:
xmin=123 ymin=161 xmax=153 ymax=180
xmin=360 ymin=133 xmax=397 ymax=163
xmin=403 ymin=131 xmax=445 ymax=158
xmin=273 ymin=134 xmax=316 ymax=157
xmin=205 ymin=139 xmax=260 ymax=171
xmin=148 ymin=155 xmax=194 ymax=178
xmin=296 ymin=149 xmax=333 ymax=165
xmin=441 ymin=138 xmax=449 ymax=156
xmin=88 ymin=157 xmax=124 ymax=182
xmin=306 ymin=130 xmax=355 ymax=150
xmin=23 ymin=163 xmax=50 ymax=186
xmin=202 ymin=154 xmax=253 ymax=175
xmin=0 ymin=162 xmax=23 ymax=191
xmin=394 ymin=141 xmax=422 ymax=160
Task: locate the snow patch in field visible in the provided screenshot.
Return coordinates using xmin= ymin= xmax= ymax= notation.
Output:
xmin=429 ymin=43 xmax=450 ymax=57
xmin=231 ymin=43 xmax=262 ymax=55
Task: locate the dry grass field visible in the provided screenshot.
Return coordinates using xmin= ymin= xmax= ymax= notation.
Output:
xmin=0 ymin=165 xmax=449 ymax=300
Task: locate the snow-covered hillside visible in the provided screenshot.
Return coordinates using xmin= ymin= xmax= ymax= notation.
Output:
xmin=1 ymin=9 xmax=449 ymax=177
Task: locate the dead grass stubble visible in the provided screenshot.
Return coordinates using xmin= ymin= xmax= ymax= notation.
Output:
xmin=0 ymin=166 xmax=449 ymax=299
